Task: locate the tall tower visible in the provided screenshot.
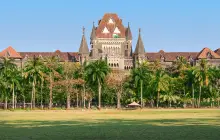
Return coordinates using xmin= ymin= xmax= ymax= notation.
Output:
xmin=79 ymin=27 xmax=89 ymax=64
xmin=134 ymin=28 xmax=145 ymax=67
xmin=89 ymin=13 xmax=133 ymax=70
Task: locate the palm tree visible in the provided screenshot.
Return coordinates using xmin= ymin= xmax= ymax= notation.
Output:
xmin=0 ymin=57 xmax=17 ymax=109
xmin=194 ymin=59 xmax=209 ymax=108
xmin=151 ymin=69 xmax=169 ymax=108
xmin=185 ymin=67 xmax=196 ymax=107
xmin=194 ymin=68 xmax=204 ymax=108
xmin=131 ymin=63 xmax=150 ymax=108
xmin=24 ymin=56 xmax=44 ymax=109
xmin=160 ymin=93 xmax=180 ymax=108
xmin=149 ymin=60 xmax=162 ymax=73
xmin=8 ymin=69 xmax=21 ymax=109
xmin=39 ymin=74 xmax=44 ymax=109
xmin=0 ymin=75 xmax=7 ymax=109
xmin=85 ymin=60 xmax=110 ymax=109
xmin=208 ymin=66 xmax=220 ymax=107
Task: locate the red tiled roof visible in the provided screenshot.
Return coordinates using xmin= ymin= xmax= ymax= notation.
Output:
xmin=0 ymin=46 xmax=22 ymax=59
xmin=197 ymin=47 xmax=220 ymax=59
xmin=96 ymin=13 xmax=126 ymax=38
xmin=145 ymin=51 xmax=198 ymax=62
xmin=214 ymin=48 xmax=220 ymax=56
xmin=19 ymin=51 xmax=79 ymax=62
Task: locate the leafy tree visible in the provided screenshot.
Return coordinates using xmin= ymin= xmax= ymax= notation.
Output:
xmin=44 ymin=56 xmax=60 ymax=109
xmin=106 ymin=70 xmax=128 ymax=109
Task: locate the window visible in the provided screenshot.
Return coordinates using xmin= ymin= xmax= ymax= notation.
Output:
xmin=113 ymin=27 xmax=120 ymax=34
xmin=102 ymin=27 xmax=109 ymax=33
xmin=108 ymin=18 xmax=114 ymax=24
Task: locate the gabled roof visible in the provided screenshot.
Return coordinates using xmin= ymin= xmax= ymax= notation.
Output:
xmin=0 ymin=46 xmax=22 ymax=59
xmin=95 ymin=13 xmax=126 ymax=38
xmin=145 ymin=51 xmax=198 ymax=62
xmin=19 ymin=51 xmax=79 ymax=62
xmin=79 ymin=27 xmax=89 ymax=54
xmin=134 ymin=29 xmax=145 ymax=55
xmin=197 ymin=47 xmax=220 ymax=59
xmin=214 ymin=48 xmax=220 ymax=56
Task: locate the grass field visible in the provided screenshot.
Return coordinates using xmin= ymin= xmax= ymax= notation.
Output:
xmin=0 ymin=109 xmax=220 ymax=140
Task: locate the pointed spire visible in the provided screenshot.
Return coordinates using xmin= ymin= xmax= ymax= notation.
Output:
xmin=134 ymin=28 xmax=145 ymax=55
xmin=83 ymin=26 xmax=85 ymax=35
xmin=126 ymin=22 xmax=132 ymax=40
xmin=90 ymin=22 xmax=96 ymax=40
xmin=79 ymin=27 xmax=89 ymax=55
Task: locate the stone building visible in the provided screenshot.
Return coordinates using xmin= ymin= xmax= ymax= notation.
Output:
xmin=1 ymin=13 xmax=220 ymax=68
xmin=79 ymin=13 xmax=133 ymax=70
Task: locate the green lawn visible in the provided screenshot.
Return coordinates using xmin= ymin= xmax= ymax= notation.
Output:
xmin=0 ymin=109 xmax=220 ymax=140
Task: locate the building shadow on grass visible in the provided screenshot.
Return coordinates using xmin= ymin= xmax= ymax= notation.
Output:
xmin=1 ymin=118 xmax=220 ymax=140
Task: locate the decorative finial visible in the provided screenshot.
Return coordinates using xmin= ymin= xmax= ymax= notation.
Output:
xmin=128 ymin=22 xmax=130 ymax=27
xmin=83 ymin=26 xmax=85 ymax=35
xmin=139 ymin=28 xmax=141 ymax=34
xmin=93 ymin=22 xmax=95 ymax=26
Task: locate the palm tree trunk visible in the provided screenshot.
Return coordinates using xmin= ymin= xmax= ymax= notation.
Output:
xmin=169 ymin=101 xmax=171 ymax=108
xmin=4 ymin=96 xmax=7 ymax=110
xmin=88 ymin=100 xmax=91 ymax=109
xmin=83 ymin=84 xmax=86 ymax=109
xmin=67 ymin=92 xmax=70 ymax=109
xmin=117 ymin=91 xmax=121 ymax=109
xmin=192 ymin=84 xmax=195 ymax=108
xmin=31 ymin=81 xmax=34 ymax=109
xmin=157 ymin=90 xmax=160 ymax=108
xmin=76 ymin=92 xmax=79 ymax=108
xmin=12 ymin=83 xmax=15 ymax=109
xmin=150 ymin=99 xmax=154 ymax=108
xmin=198 ymin=85 xmax=202 ymax=108
xmin=32 ymin=77 xmax=36 ymax=109
xmin=40 ymin=82 xmax=43 ymax=110
xmin=98 ymin=79 xmax=101 ymax=109
xmin=15 ymin=95 xmax=17 ymax=109
xmin=49 ymin=73 xmax=53 ymax=109
xmin=140 ymin=80 xmax=143 ymax=108
xmin=23 ymin=96 xmax=26 ymax=109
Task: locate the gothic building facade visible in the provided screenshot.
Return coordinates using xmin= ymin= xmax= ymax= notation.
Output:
xmin=1 ymin=13 xmax=220 ymax=68
xmin=79 ymin=13 xmax=134 ymax=70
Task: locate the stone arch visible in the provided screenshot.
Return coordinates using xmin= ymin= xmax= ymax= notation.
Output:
xmin=114 ymin=63 xmax=116 ymax=67
xmin=117 ymin=63 xmax=119 ymax=67
xmin=111 ymin=63 xmax=113 ymax=67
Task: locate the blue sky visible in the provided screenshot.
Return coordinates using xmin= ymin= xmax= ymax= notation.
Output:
xmin=0 ymin=0 xmax=220 ymax=52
